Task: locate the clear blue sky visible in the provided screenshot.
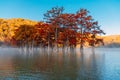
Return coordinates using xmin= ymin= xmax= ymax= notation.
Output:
xmin=0 ymin=0 xmax=120 ymax=35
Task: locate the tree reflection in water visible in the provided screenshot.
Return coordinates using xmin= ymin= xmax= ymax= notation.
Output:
xmin=0 ymin=48 xmax=105 ymax=80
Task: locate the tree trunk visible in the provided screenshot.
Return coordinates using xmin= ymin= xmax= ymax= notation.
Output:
xmin=80 ymin=44 xmax=83 ymax=50
xmin=55 ymin=28 xmax=58 ymax=51
xmin=80 ymin=27 xmax=83 ymax=50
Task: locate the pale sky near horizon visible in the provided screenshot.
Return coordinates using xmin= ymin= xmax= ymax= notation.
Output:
xmin=0 ymin=0 xmax=120 ymax=35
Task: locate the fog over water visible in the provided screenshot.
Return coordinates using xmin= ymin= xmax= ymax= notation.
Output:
xmin=0 ymin=48 xmax=120 ymax=80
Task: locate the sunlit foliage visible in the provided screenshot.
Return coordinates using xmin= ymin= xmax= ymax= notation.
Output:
xmin=0 ymin=18 xmax=37 ymax=42
xmin=0 ymin=7 xmax=105 ymax=49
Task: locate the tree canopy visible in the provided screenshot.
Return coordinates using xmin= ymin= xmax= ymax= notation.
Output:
xmin=0 ymin=7 xmax=105 ymax=49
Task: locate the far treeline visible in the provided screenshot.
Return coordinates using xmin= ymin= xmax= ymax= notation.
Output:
xmin=0 ymin=7 xmax=105 ymax=49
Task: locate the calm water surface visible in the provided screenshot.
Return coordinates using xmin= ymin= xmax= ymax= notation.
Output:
xmin=0 ymin=48 xmax=120 ymax=80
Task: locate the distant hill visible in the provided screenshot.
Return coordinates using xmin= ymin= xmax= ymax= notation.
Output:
xmin=0 ymin=18 xmax=37 ymax=41
xmin=76 ymin=35 xmax=120 ymax=48
xmin=102 ymin=35 xmax=120 ymax=47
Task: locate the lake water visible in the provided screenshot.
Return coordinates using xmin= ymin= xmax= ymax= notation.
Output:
xmin=0 ymin=48 xmax=120 ymax=80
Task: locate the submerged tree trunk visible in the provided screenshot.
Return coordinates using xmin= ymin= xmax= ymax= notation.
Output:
xmin=80 ymin=27 xmax=83 ymax=50
xmin=66 ymin=36 xmax=69 ymax=51
xmin=80 ymin=44 xmax=83 ymax=49
xmin=55 ymin=28 xmax=58 ymax=51
xmin=92 ymin=46 xmax=95 ymax=54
